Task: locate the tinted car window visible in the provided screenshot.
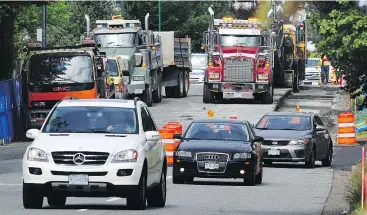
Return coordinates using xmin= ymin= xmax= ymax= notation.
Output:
xmin=43 ymin=106 xmax=138 ymax=134
xmin=141 ymin=107 xmax=156 ymax=132
xmin=184 ymin=123 xmax=249 ymax=141
xmin=256 ymin=115 xmax=311 ymax=131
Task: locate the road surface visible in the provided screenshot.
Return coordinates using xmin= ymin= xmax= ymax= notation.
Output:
xmin=0 ymin=84 xmax=347 ymax=215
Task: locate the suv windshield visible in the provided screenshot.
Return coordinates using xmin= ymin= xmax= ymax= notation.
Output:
xmin=184 ymin=123 xmax=249 ymax=141
xmin=219 ymin=35 xmax=261 ymax=47
xmin=255 ymin=115 xmax=311 ymax=131
xmin=107 ymin=59 xmax=119 ymax=76
xmin=43 ymin=106 xmax=138 ymax=134
xmin=95 ymin=33 xmax=136 ymax=48
xmin=29 ymin=54 xmax=93 ymax=85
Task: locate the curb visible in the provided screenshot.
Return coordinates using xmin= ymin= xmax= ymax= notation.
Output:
xmin=273 ymin=89 xmax=292 ymax=111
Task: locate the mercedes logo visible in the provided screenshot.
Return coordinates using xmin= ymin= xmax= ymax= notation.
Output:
xmin=73 ymin=153 xmax=85 ymax=165
xmin=206 ymin=155 xmax=219 ymax=160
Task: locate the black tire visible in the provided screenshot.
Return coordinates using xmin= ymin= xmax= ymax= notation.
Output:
xmin=261 ymin=84 xmax=274 ymax=104
xmin=322 ymin=143 xmax=333 ymax=167
xmin=203 ymin=83 xmax=214 ymax=103
xmin=47 ymin=194 xmax=66 ymax=207
xmin=141 ymin=80 xmax=153 ymax=107
xmin=255 ymin=162 xmax=263 ymax=185
xmin=182 ymin=71 xmax=189 ymax=98
xmin=244 ymin=166 xmax=256 ymax=186
xmin=264 ymin=160 xmax=273 ymax=165
xmin=165 ymin=86 xmax=174 ymax=98
xmin=173 ymin=71 xmax=184 ymax=98
xmin=23 ymin=183 xmax=43 ymax=209
xmin=185 ymin=176 xmax=194 ymax=184
xmin=172 ymin=174 xmax=185 ymax=184
xmin=147 ymin=167 xmax=166 ymax=207
xmin=153 ymin=74 xmax=162 ymax=103
xmin=305 ymin=147 xmax=316 ymax=168
xmin=126 ymin=169 xmax=147 ymax=210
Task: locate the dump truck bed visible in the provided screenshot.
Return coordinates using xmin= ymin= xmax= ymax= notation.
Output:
xmin=153 ymin=31 xmax=192 ymax=70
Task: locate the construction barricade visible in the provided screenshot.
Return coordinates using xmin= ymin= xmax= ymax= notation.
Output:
xmin=337 ymin=112 xmax=357 ymax=145
xmin=158 ymin=122 xmax=183 ymax=165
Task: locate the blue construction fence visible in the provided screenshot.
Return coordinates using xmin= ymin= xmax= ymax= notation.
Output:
xmin=0 ymin=78 xmax=25 ymax=145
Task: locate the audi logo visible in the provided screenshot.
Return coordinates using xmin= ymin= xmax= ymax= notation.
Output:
xmin=206 ymin=155 xmax=219 ymax=160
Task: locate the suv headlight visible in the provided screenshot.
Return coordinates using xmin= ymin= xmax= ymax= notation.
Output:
xmin=233 ymin=152 xmax=251 ymax=159
xmin=133 ymin=75 xmax=144 ymax=81
xmin=112 ymin=149 xmax=138 ymax=163
xmin=174 ymin=151 xmax=192 ymax=157
xmin=27 ymin=147 xmax=48 ymax=162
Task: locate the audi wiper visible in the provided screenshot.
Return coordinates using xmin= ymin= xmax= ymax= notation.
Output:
xmin=255 ymin=127 xmax=269 ymax=130
xmin=184 ymin=137 xmax=203 ymax=140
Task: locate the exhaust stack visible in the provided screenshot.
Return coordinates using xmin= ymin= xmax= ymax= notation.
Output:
xmin=85 ymin=15 xmax=90 ymax=38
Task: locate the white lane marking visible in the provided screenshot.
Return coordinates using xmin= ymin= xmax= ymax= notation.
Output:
xmin=77 ymin=209 xmax=88 ymax=212
xmin=106 ymin=197 xmax=120 ymax=202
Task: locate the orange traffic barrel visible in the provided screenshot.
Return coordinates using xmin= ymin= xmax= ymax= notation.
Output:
xmin=163 ymin=124 xmax=182 ymax=134
xmin=159 ymin=125 xmax=182 ymax=165
xmin=337 ymin=112 xmax=357 ymax=145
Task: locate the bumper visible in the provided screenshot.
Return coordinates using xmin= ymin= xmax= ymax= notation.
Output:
xmin=27 ymin=109 xmax=50 ymax=129
xmin=127 ymin=82 xmax=145 ymax=95
xmin=23 ymin=160 xmax=144 ymax=194
xmin=207 ymin=82 xmax=270 ymax=99
xmin=173 ymin=159 xmax=254 ymax=179
xmin=262 ymin=145 xmax=311 ymax=162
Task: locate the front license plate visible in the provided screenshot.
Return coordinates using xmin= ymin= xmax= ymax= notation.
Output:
xmin=68 ymin=174 xmax=89 ymax=185
xmin=268 ymin=149 xmax=280 ymax=156
xmin=205 ymin=162 xmax=219 ymax=170
xmin=234 ymin=92 xmax=242 ymax=98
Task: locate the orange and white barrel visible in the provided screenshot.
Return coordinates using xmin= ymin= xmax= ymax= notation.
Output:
xmin=159 ymin=122 xmax=183 ymax=165
xmin=337 ymin=112 xmax=357 ymax=145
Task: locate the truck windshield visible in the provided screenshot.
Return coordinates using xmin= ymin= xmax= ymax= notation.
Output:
xmin=29 ymin=54 xmax=93 ymax=85
xmin=107 ymin=59 xmax=119 ymax=76
xmin=306 ymin=59 xmax=319 ymax=68
xmin=219 ymin=35 xmax=261 ymax=47
xmin=95 ymin=33 xmax=136 ymax=48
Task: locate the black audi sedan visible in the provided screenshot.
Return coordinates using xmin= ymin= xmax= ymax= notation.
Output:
xmin=254 ymin=112 xmax=333 ymax=168
xmin=172 ymin=119 xmax=264 ymax=186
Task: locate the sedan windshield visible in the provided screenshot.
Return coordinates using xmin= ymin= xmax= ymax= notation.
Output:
xmin=255 ymin=115 xmax=311 ymax=131
xmin=43 ymin=106 xmax=138 ymax=134
xmin=184 ymin=123 xmax=249 ymax=141
xmin=29 ymin=54 xmax=93 ymax=85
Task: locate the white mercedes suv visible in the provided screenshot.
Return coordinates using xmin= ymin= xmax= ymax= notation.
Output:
xmin=23 ymin=97 xmax=167 ymax=210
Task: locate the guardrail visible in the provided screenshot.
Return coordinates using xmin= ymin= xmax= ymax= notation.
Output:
xmin=0 ymin=78 xmax=25 ymax=145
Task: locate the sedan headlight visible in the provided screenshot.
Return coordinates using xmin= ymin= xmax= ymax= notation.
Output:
xmin=112 ymin=149 xmax=138 ymax=163
xmin=133 ymin=75 xmax=145 ymax=81
xmin=289 ymin=139 xmax=309 ymax=145
xmin=27 ymin=147 xmax=48 ymax=162
xmin=174 ymin=151 xmax=192 ymax=157
xmin=233 ymin=152 xmax=252 ymax=159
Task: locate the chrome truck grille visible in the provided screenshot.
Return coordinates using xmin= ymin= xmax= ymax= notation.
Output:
xmin=52 ymin=151 xmax=109 ymax=165
xmin=223 ymin=58 xmax=254 ymax=82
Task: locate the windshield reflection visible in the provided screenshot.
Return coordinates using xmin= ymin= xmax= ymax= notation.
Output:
xmin=95 ymin=33 xmax=136 ymax=48
xmin=219 ymin=35 xmax=261 ymax=47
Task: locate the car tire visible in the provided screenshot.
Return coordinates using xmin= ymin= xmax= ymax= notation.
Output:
xmin=264 ymin=160 xmax=272 ymax=165
xmin=305 ymin=147 xmax=316 ymax=168
xmin=126 ymin=169 xmax=147 ymax=210
xmin=23 ymin=183 xmax=43 ymax=209
xmin=47 ymin=194 xmax=66 ymax=207
xmin=255 ymin=162 xmax=263 ymax=185
xmin=185 ymin=176 xmax=194 ymax=184
xmin=147 ymin=167 xmax=166 ymax=207
xmin=244 ymin=166 xmax=256 ymax=186
xmin=172 ymin=174 xmax=185 ymax=184
xmin=322 ymin=142 xmax=333 ymax=167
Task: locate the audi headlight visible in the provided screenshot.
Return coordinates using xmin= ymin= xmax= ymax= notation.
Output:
xmin=233 ymin=152 xmax=251 ymax=159
xmin=257 ymin=74 xmax=268 ymax=81
xmin=133 ymin=75 xmax=145 ymax=81
xmin=27 ymin=147 xmax=48 ymax=162
xmin=174 ymin=151 xmax=192 ymax=157
xmin=112 ymin=149 xmax=138 ymax=163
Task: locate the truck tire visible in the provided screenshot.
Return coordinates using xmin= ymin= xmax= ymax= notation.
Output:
xmin=165 ymin=87 xmax=174 ymax=98
xmin=173 ymin=71 xmax=184 ymax=98
xmin=292 ymin=73 xmax=300 ymax=93
xmin=203 ymin=83 xmax=214 ymax=103
xmin=182 ymin=71 xmax=189 ymax=98
xmin=261 ymin=84 xmax=274 ymax=104
xmin=141 ymin=79 xmax=153 ymax=107
xmin=153 ymin=74 xmax=162 ymax=103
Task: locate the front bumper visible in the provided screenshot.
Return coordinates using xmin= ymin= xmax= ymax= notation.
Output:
xmin=23 ymin=160 xmax=143 ymax=196
xmin=262 ymin=144 xmax=311 ymax=162
xmin=27 ymin=109 xmax=50 ymax=129
xmin=173 ymin=159 xmax=254 ymax=179
xmin=127 ymin=82 xmax=145 ymax=95
xmin=207 ymin=82 xmax=270 ymax=99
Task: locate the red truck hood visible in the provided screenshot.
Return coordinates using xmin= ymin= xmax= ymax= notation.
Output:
xmin=219 ymin=46 xmax=260 ymax=59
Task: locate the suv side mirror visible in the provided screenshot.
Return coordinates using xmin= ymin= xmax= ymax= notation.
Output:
xmin=26 ymin=129 xmax=40 ymax=140
xmin=253 ymin=136 xmax=264 ymax=142
xmin=173 ymin=134 xmax=182 ymax=139
xmin=145 ymin=131 xmax=160 ymax=141
xmin=315 ymin=125 xmax=325 ymax=132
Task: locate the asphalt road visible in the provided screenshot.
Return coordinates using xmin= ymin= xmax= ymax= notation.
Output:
xmin=0 ymin=84 xmax=339 ymax=215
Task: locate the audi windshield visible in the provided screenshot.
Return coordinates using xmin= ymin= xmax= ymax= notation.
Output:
xmin=184 ymin=123 xmax=250 ymax=141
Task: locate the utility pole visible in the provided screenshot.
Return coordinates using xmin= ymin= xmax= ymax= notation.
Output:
xmin=41 ymin=3 xmax=47 ymax=48
xmin=158 ymin=0 xmax=161 ymax=31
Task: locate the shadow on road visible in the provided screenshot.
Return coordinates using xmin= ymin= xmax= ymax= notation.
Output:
xmin=43 ymin=204 xmax=176 ymax=211
xmin=264 ymin=162 xmax=325 ymax=169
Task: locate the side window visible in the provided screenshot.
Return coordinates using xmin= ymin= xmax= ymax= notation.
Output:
xmin=312 ymin=117 xmax=318 ymax=129
xmin=144 ymin=107 xmax=157 ymax=131
xmin=315 ymin=116 xmax=324 ymax=126
xmin=140 ymin=106 xmax=156 ymax=132
xmin=246 ymin=123 xmax=255 ymax=139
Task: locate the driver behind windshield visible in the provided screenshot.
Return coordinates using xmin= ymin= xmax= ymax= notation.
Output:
xmin=106 ymin=112 xmax=135 ymax=133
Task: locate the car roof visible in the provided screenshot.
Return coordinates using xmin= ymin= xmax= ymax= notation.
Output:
xmin=57 ymin=99 xmax=140 ymax=109
xmin=191 ymin=119 xmax=248 ymax=124
xmin=264 ymin=111 xmax=314 ymax=117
